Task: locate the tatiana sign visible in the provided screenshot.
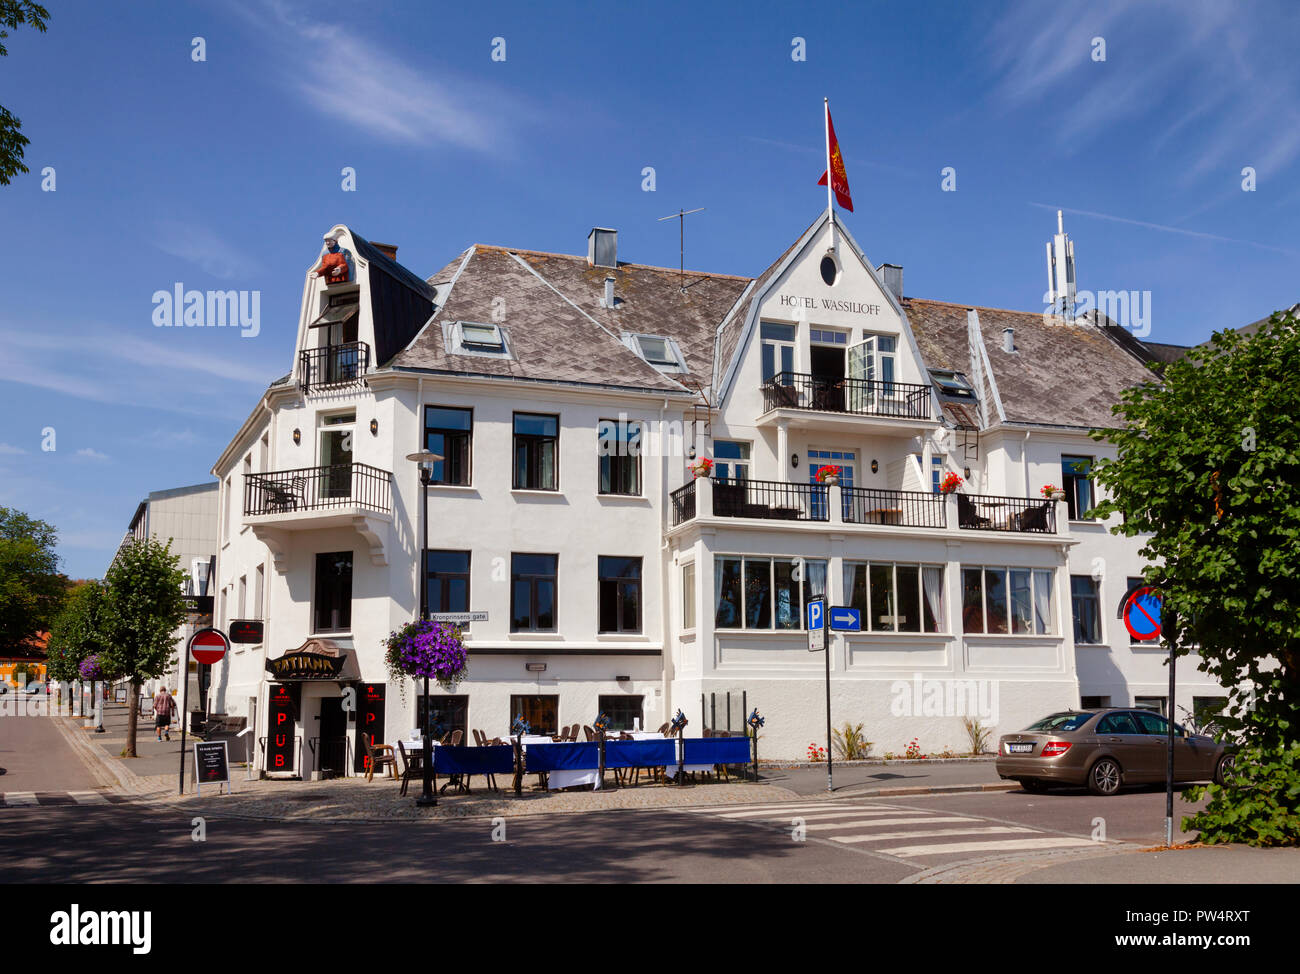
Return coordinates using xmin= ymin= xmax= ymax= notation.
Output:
xmin=264 ymin=638 xmax=355 ymax=681
xmin=778 ymin=293 xmax=881 ymax=316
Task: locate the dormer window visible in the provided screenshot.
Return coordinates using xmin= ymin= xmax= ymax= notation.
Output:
xmin=930 ymin=369 xmax=975 ymax=399
xmin=630 ymin=334 xmax=686 ymax=372
xmin=446 ymin=320 xmax=511 ymax=358
xmin=310 ymin=292 xmax=359 ymax=332
xmin=460 ymin=322 xmax=504 ymax=350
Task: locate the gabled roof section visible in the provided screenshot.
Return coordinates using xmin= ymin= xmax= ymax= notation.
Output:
xmin=387 ymin=246 xmax=708 ymax=395
xmin=905 ymin=298 xmax=1155 ymax=430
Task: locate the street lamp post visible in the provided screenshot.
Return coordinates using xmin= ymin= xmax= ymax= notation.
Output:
xmin=406 ymin=450 xmax=443 ymax=808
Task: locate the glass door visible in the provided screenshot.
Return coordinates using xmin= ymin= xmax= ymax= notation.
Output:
xmin=847 ymin=336 xmax=875 ymax=412
xmin=318 ymin=413 xmax=355 ymax=500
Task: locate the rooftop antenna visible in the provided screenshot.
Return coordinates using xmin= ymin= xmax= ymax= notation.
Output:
xmin=1045 ymin=208 xmax=1078 ymax=320
xmin=658 ymin=207 xmax=705 ymax=292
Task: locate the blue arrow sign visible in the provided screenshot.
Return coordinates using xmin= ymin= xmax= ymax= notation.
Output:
xmin=830 ymin=607 xmax=861 ymax=632
xmin=806 ymin=599 xmax=824 ymax=632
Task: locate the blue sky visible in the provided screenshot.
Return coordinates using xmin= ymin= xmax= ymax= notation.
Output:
xmin=1 ymin=0 xmax=1297 ymax=579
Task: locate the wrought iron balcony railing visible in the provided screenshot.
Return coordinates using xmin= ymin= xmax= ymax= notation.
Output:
xmin=244 ymin=463 xmax=391 ymax=517
xmin=956 ymin=493 xmax=1056 ymax=534
xmin=841 ymin=486 xmax=947 ymax=528
xmin=299 ymin=342 xmax=370 ymax=393
xmin=761 ymin=372 xmax=932 ymax=420
xmin=712 ymin=477 xmax=828 ymax=522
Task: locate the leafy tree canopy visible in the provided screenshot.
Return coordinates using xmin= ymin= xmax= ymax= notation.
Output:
xmin=1090 ymin=309 xmax=1300 ymax=845
xmin=45 ymin=579 xmax=108 ymax=683
xmin=100 ymin=536 xmax=187 ymax=685
xmin=0 ymin=1 xmax=49 ymax=186
xmin=0 ymin=505 xmax=67 ymax=652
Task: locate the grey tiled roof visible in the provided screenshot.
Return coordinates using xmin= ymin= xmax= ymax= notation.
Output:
xmin=388 ymin=246 xmax=745 ymax=395
xmin=905 ymin=298 xmax=1155 ymax=430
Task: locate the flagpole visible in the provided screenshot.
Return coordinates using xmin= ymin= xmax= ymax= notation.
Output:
xmin=824 ymin=97 xmax=836 ymax=251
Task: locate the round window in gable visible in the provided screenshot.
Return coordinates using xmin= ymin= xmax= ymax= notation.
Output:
xmin=820 ymin=254 xmax=840 ymax=286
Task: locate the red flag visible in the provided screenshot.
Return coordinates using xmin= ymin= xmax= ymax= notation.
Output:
xmin=817 ymin=107 xmax=854 ymax=212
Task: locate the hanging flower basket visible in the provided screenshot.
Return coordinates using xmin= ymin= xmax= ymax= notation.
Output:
xmin=688 ymin=456 xmax=713 ymax=479
xmin=815 ymin=464 xmax=842 ymax=485
xmin=384 ymin=620 xmax=468 ymax=695
xmin=1040 ymin=484 xmax=1066 ymax=501
xmin=78 ymin=655 xmax=107 ymax=682
xmin=939 ymin=472 xmax=964 ymax=494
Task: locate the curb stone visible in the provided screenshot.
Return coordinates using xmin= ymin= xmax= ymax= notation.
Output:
xmin=900 ymin=843 xmax=1137 ymax=884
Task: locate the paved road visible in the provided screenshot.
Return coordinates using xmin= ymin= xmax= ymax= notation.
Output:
xmin=0 ymin=716 xmax=104 ymax=793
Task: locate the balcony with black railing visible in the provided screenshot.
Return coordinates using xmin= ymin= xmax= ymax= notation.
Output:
xmin=956 ymin=493 xmax=1056 ymax=534
xmin=761 ymin=372 xmax=932 ymax=421
xmin=670 ymin=480 xmax=696 ymax=526
xmin=712 ymin=477 xmax=828 ymax=522
xmin=244 ymin=462 xmax=392 ymax=518
xmin=299 ymin=342 xmax=371 ymax=393
xmin=841 ymin=486 xmax=947 ymax=528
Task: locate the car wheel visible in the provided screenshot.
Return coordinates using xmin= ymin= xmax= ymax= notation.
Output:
xmin=1021 ymin=779 xmax=1051 ymax=794
xmin=1087 ymin=757 xmax=1122 ymax=796
xmin=1213 ymin=753 xmax=1235 ymax=785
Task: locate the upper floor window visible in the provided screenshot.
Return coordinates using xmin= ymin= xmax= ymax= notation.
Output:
xmin=511 ymin=553 xmax=557 ymax=632
xmin=459 ymin=321 xmax=504 ymax=351
xmin=1062 ymin=455 xmax=1095 ymax=520
xmin=963 ymin=566 xmax=1055 ymax=635
xmin=598 ymin=418 xmax=642 ymax=496
xmin=425 ymin=406 xmax=472 ymax=486
xmin=598 ymin=556 xmax=642 ymax=633
xmin=914 ymin=454 xmax=944 ymax=492
xmin=846 ymin=562 xmax=944 ymax=633
xmin=425 ymin=549 xmax=470 ymax=614
xmin=513 ymin=413 xmax=558 ymax=490
xmin=713 ymin=440 xmax=750 ymax=481
xmin=809 ymin=328 xmax=848 ymax=346
xmin=313 ymin=551 xmax=353 ymax=633
xmin=309 ymin=291 xmax=359 ymax=344
xmin=760 ymin=323 xmax=795 ymax=382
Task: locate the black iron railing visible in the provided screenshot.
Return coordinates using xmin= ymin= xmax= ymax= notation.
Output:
xmin=712 ymin=477 xmax=828 ymax=522
xmin=841 ymin=486 xmax=947 ymax=528
xmin=244 ymin=462 xmax=392 ymax=517
xmin=762 ymin=372 xmax=932 ymax=420
xmin=671 ymin=480 xmax=696 ymax=525
xmin=299 ymin=342 xmax=370 ymax=393
xmin=956 ymin=493 xmax=1056 ymax=534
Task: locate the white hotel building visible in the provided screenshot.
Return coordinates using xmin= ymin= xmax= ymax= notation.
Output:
xmin=208 ymin=211 xmax=1228 ymax=774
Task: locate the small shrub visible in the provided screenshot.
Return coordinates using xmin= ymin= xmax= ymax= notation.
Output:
xmin=963 ymin=717 xmax=993 ymax=754
xmin=832 ymin=722 xmax=873 ymax=761
xmin=807 ymin=742 xmax=827 ymax=762
xmin=904 ymin=738 xmax=926 ymax=760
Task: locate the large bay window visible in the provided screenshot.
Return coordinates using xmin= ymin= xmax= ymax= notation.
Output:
xmin=845 ymin=562 xmax=944 ymax=633
xmin=963 ymin=566 xmax=1055 ymax=635
xmin=715 ymin=556 xmax=826 ymax=630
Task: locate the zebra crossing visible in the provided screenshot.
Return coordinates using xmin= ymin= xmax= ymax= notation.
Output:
xmin=683 ymin=798 xmax=1105 ymax=865
xmin=0 ymin=791 xmax=122 ymax=808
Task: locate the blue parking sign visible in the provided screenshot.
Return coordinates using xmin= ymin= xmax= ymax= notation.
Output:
xmin=807 ymin=599 xmax=824 ymax=632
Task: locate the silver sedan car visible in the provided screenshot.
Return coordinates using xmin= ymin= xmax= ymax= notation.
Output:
xmin=996 ymin=708 xmax=1234 ymax=796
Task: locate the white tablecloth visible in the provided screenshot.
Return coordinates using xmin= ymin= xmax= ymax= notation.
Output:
xmin=508 ymin=735 xmax=599 ymax=791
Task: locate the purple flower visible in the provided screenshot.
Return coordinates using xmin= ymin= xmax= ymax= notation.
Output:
xmin=79 ymin=655 xmax=106 ymax=681
xmin=385 ymin=620 xmax=468 ymax=688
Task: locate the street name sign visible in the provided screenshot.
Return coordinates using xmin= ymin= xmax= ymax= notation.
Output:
xmin=429 ymin=611 xmax=488 ymax=624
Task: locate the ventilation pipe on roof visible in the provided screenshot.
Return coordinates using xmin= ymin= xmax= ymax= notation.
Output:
xmin=1002 ymin=327 xmax=1016 ymax=353
xmin=604 ymin=276 xmax=616 ymax=310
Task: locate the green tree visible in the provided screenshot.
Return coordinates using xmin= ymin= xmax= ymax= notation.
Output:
xmin=45 ymin=578 xmax=108 ymax=710
xmin=0 ymin=506 xmax=67 ymax=652
xmin=1090 ymin=309 xmax=1300 ymax=846
xmin=101 ymin=538 xmax=186 ymax=758
xmin=0 ymin=1 xmax=50 ymax=186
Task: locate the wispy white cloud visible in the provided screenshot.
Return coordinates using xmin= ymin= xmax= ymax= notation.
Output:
xmin=984 ymin=1 xmax=1300 ymax=182
xmin=152 ymin=220 xmax=260 ymax=280
xmin=0 ymin=443 xmax=26 ymax=455
xmin=241 ymin=0 xmax=529 ymax=153
xmin=1028 ymin=201 xmax=1300 ymax=258
xmin=74 ymin=448 xmax=110 ymax=461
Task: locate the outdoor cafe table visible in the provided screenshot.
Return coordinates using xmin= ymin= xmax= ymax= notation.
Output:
xmin=513 ymin=735 xmax=600 ymax=791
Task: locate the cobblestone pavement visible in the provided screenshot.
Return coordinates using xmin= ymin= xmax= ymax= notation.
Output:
xmin=142 ymin=770 xmax=804 ymax=822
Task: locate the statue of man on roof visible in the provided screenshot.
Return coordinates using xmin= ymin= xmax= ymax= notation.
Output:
xmin=311 ymin=230 xmax=353 ymax=285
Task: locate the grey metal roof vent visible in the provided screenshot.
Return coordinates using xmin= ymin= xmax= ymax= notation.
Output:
xmin=603 ymin=276 xmax=616 ymax=309
xmin=1002 ymin=327 xmax=1016 ymax=353
xmin=588 ymin=227 xmax=618 ymax=268
xmin=878 ymin=263 xmax=903 ymax=301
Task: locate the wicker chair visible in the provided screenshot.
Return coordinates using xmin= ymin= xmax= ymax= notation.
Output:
xmin=362 ymin=735 xmax=397 ymax=782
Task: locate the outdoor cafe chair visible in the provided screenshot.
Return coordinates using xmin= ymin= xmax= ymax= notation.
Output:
xmin=363 ymin=736 xmax=398 ymax=782
xmin=397 ymin=740 xmax=424 ymax=797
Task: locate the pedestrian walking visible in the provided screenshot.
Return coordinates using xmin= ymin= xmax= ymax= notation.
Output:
xmin=154 ymin=686 xmax=175 ymax=742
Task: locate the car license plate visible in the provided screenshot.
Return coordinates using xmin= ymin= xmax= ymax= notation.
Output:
xmin=1007 ymin=743 xmax=1034 ymax=754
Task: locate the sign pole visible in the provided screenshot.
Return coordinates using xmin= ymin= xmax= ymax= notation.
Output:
xmin=178 ymin=641 xmax=190 ymax=796
xmin=1166 ymin=631 xmax=1176 ymax=847
xmin=824 ymin=602 xmax=832 ymax=793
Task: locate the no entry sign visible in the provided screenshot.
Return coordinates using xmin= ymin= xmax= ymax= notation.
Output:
xmin=189 ymin=628 xmax=230 ymax=665
xmin=1123 ymin=587 xmax=1163 ymax=641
